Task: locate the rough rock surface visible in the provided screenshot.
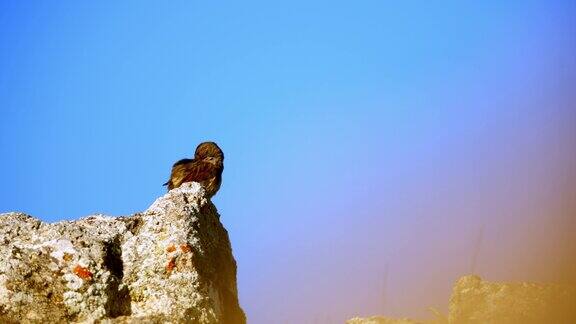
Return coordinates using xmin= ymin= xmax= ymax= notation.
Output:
xmin=449 ymin=275 xmax=576 ymax=324
xmin=347 ymin=316 xmax=422 ymax=324
xmin=0 ymin=182 xmax=245 ymax=324
xmin=349 ymin=275 xmax=576 ymax=324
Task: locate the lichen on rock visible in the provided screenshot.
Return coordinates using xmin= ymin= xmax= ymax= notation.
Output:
xmin=0 ymin=182 xmax=245 ymax=323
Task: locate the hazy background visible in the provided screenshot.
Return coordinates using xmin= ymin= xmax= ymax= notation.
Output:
xmin=1 ymin=1 xmax=575 ymax=323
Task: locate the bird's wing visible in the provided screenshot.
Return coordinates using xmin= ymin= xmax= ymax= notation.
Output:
xmin=163 ymin=159 xmax=193 ymax=187
xmin=180 ymin=161 xmax=217 ymax=184
xmin=174 ymin=158 xmax=194 ymax=166
xmin=166 ymin=160 xmax=217 ymax=190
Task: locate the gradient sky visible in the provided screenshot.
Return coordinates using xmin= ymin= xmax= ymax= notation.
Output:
xmin=1 ymin=1 xmax=575 ymax=323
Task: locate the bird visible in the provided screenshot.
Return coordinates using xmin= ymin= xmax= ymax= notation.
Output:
xmin=163 ymin=142 xmax=224 ymax=198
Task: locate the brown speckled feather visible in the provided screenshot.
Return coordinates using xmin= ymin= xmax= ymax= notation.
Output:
xmin=164 ymin=142 xmax=224 ymax=197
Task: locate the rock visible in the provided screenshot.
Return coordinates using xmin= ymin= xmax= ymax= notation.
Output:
xmin=0 ymin=182 xmax=245 ymax=324
xmin=349 ymin=275 xmax=576 ymax=324
xmin=449 ymin=275 xmax=576 ymax=324
xmin=346 ymin=316 xmax=422 ymax=324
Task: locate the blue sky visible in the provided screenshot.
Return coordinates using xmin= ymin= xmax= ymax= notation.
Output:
xmin=1 ymin=1 xmax=575 ymax=323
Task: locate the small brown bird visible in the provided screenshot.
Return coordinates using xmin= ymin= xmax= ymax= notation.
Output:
xmin=163 ymin=142 xmax=224 ymax=198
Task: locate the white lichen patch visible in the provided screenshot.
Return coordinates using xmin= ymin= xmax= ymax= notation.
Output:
xmin=63 ymin=291 xmax=83 ymax=314
xmin=0 ymin=274 xmax=9 ymax=301
xmin=44 ymin=239 xmax=77 ymax=261
xmin=146 ymin=182 xmax=204 ymax=215
xmin=63 ymin=273 xmax=84 ymax=291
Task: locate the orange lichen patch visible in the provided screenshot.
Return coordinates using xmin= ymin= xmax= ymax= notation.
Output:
xmin=166 ymin=245 xmax=176 ymax=253
xmin=62 ymin=252 xmax=73 ymax=262
xmin=180 ymin=244 xmax=192 ymax=253
xmin=166 ymin=257 xmax=176 ymax=273
xmin=73 ymin=265 xmax=93 ymax=280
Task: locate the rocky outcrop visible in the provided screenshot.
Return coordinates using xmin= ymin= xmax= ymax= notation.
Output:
xmin=449 ymin=275 xmax=575 ymax=324
xmin=347 ymin=316 xmax=422 ymax=324
xmin=0 ymin=182 xmax=245 ymax=324
xmin=348 ymin=275 xmax=576 ymax=324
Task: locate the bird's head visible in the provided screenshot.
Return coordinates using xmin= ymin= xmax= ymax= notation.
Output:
xmin=195 ymin=141 xmax=224 ymax=162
